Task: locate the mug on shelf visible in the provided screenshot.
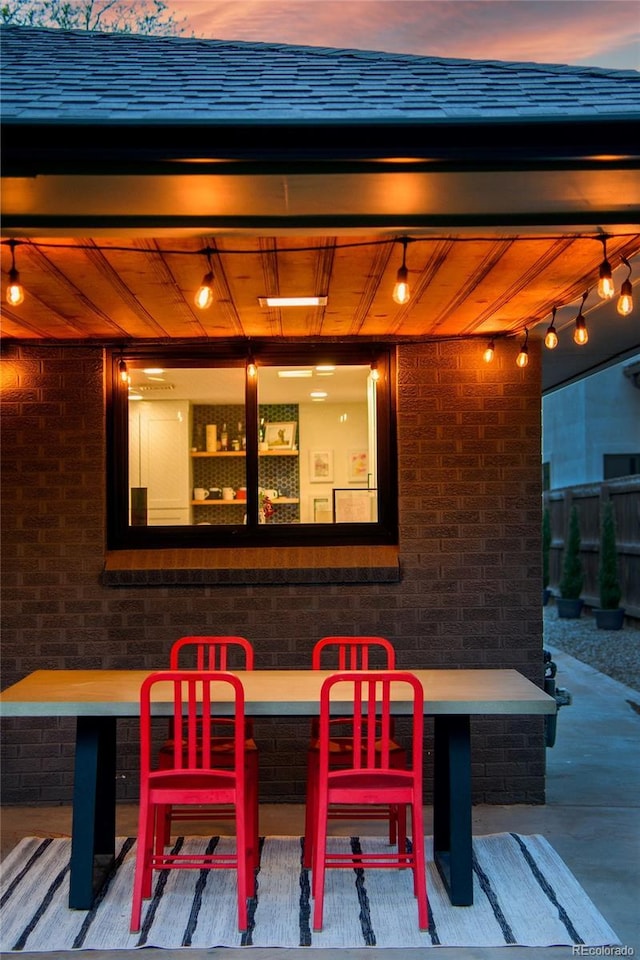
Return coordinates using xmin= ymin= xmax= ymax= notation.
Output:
xmin=222 ymin=487 xmax=235 ymax=500
xmin=193 ymin=487 xmax=208 ymax=500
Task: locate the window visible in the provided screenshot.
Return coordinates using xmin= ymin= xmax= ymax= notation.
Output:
xmin=107 ymin=344 xmax=397 ymax=549
xmin=603 ymin=453 xmax=640 ymax=480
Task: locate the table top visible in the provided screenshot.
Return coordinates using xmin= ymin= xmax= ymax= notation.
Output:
xmin=0 ymin=668 xmax=556 ymax=717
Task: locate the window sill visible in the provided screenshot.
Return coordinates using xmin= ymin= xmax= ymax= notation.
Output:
xmin=102 ymin=546 xmax=400 ymax=586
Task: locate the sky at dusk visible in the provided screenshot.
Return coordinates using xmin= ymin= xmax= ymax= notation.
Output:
xmin=171 ymin=0 xmax=639 ymax=71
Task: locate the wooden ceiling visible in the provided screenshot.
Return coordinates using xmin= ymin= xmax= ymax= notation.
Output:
xmin=2 ymin=232 xmax=640 ymax=346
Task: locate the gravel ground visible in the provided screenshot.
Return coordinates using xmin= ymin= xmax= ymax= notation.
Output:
xmin=543 ymin=602 xmax=640 ymax=691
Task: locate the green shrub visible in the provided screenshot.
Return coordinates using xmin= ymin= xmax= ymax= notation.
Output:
xmin=542 ymin=507 xmax=551 ymax=589
xmin=559 ymin=506 xmax=583 ymax=599
xmin=599 ymin=501 xmax=622 ymax=610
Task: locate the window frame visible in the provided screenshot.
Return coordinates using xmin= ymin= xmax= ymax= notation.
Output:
xmin=106 ymin=342 xmax=398 ymax=550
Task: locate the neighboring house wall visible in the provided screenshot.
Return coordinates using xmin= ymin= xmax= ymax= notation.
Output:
xmin=0 ymin=339 xmax=545 ymax=806
xmin=542 ymin=356 xmax=640 ymax=488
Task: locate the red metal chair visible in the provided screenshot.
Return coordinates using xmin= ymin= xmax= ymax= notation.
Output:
xmin=130 ymin=671 xmax=256 ymax=933
xmin=309 ymin=671 xmax=428 ymax=931
xmin=158 ymin=637 xmax=258 ymax=862
xmin=303 ymin=636 xmax=406 ymax=867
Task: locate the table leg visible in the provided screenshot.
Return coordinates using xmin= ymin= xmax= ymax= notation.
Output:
xmin=433 ymin=714 xmax=473 ymax=906
xmin=69 ymin=716 xmax=117 ymax=909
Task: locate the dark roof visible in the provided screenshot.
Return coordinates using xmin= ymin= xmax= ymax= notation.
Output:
xmin=2 ymin=24 xmax=639 ymax=124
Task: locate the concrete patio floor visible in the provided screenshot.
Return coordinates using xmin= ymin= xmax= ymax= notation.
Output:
xmin=1 ymin=643 xmax=638 ymax=960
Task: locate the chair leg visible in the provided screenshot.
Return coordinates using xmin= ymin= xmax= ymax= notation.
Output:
xmin=235 ymin=809 xmax=248 ymax=931
xmin=130 ymin=794 xmax=153 ymax=932
xmin=311 ymin=792 xmax=329 ymax=930
xmin=410 ymin=802 xmax=429 ymax=930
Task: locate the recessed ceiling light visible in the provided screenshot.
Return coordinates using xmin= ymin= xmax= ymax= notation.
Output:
xmin=143 ymin=368 xmax=164 ymax=374
xmin=310 ymin=391 xmax=328 ymax=399
xmin=258 ymin=296 xmax=328 ymax=307
xmin=277 ymin=370 xmax=313 ymax=378
xmin=315 ymin=365 xmax=335 ymax=373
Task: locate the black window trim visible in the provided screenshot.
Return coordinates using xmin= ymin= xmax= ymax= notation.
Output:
xmin=106 ymin=342 xmax=398 ymax=550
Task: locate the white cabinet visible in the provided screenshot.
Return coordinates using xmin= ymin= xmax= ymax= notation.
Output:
xmin=129 ymin=400 xmax=190 ymax=525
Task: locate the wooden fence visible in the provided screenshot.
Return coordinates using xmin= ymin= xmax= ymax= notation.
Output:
xmin=543 ymin=476 xmax=640 ymax=619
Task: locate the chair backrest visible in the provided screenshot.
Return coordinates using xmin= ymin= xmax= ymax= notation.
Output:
xmin=312 ymin=636 xmax=396 ymax=670
xmin=169 ymin=636 xmax=254 ymax=671
xmin=318 ymin=671 xmax=423 ymax=773
xmin=140 ymin=670 xmax=246 ymax=775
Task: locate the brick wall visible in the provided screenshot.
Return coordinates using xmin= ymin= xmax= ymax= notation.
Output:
xmin=0 ymin=339 xmax=545 ymax=806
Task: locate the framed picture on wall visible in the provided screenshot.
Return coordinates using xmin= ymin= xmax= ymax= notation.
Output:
xmin=347 ymin=449 xmax=369 ymax=483
xmin=313 ymin=496 xmax=332 ymax=523
xmin=333 ymin=488 xmax=378 ymax=523
xmin=309 ymin=449 xmax=333 ymax=482
xmin=265 ymin=421 xmax=297 ymax=450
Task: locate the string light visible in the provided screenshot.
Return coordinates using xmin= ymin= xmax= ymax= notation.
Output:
xmin=6 ymin=240 xmax=24 ymax=306
xmin=194 ymin=249 xmax=215 ymax=309
xmin=516 ymin=329 xmax=529 ymax=368
xmin=597 ymin=237 xmax=614 ymax=300
xmin=483 ymin=339 xmax=495 ymax=363
xmin=573 ymin=290 xmax=589 ymax=345
xmin=392 ymin=238 xmax=411 ymax=305
xmin=246 ymin=349 xmax=257 ymax=378
xmin=617 ymin=258 xmax=633 ymax=316
xmin=118 ymin=358 xmax=129 ymax=383
xmin=370 ymin=359 xmax=380 ymax=381
xmin=544 ymin=307 xmax=559 ymax=349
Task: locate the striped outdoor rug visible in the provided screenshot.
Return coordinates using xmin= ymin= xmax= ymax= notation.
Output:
xmin=0 ymin=834 xmax=619 ymax=951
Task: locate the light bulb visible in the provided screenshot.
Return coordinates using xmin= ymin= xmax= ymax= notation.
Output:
xmin=392 ymin=265 xmax=410 ymax=305
xmin=544 ymin=325 xmax=558 ymax=349
xmin=194 ymin=271 xmax=214 ymax=309
xmin=597 ymin=260 xmax=614 ymax=300
xmin=483 ymin=340 xmax=495 ymax=363
xmin=247 ymin=360 xmax=257 ymax=378
xmin=617 ymin=279 xmax=633 ymax=316
xmin=370 ymin=361 xmax=380 ymax=381
xmin=574 ymin=314 xmax=588 ymax=344
xmin=516 ymin=348 xmax=529 ymax=368
xmin=6 ymin=268 xmax=24 ymax=305
xmin=118 ymin=359 xmax=129 ymax=383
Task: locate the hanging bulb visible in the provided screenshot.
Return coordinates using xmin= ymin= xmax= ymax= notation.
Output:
xmin=544 ymin=307 xmax=558 ymax=349
xmin=483 ymin=339 xmax=495 ymax=363
xmin=516 ymin=329 xmax=529 ymax=368
xmin=6 ymin=268 xmax=24 ymax=306
xmin=194 ymin=248 xmax=215 ymax=309
xmin=370 ymin=360 xmax=380 ymax=381
xmin=574 ymin=313 xmax=588 ymax=344
xmin=392 ymin=239 xmax=410 ymax=305
xmin=6 ymin=240 xmax=24 ymax=306
xmin=573 ymin=290 xmax=589 ymax=345
xmin=195 ymin=271 xmax=214 ymax=309
xmin=617 ymin=259 xmax=633 ymax=316
xmin=247 ymin=356 xmax=257 ymax=378
xmin=597 ymin=237 xmax=614 ymax=300
xmin=118 ymin=359 xmax=129 ymax=383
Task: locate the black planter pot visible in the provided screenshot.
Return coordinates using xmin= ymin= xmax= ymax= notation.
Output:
xmin=556 ymin=597 xmax=584 ymax=619
xmin=594 ymin=607 xmax=625 ymax=630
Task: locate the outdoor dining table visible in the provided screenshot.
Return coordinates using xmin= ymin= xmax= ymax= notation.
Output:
xmin=0 ymin=667 xmax=556 ymax=910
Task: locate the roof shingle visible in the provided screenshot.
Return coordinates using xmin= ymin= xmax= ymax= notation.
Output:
xmin=1 ymin=25 xmax=639 ymax=123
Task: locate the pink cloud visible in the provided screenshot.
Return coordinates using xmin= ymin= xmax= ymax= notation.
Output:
xmin=177 ymin=0 xmax=639 ymax=70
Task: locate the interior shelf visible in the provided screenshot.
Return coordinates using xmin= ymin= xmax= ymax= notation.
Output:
xmin=192 ymin=498 xmax=299 ymax=505
xmin=191 ymin=450 xmax=298 ymax=457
